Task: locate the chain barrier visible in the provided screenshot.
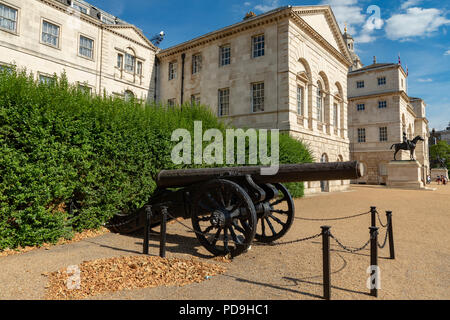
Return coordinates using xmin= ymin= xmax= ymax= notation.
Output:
xmin=165 ymin=211 xmax=211 ymax=237
xmin=260 ymin=233 xmax=323 ymax=247
xmin=295 ymin=211 xmax=371 ymax=222
xmin=329 ymin=232 xmax=372 ymax=253
xmin=377 ymin=221 xmax=391 ymax=249
xmin=102 ymin=215 xmax=138 ymax=229
xmin=375 ymin=211 xmax=388 ymax=228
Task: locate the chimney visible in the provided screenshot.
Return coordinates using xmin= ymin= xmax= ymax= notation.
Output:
xmin=373 ymin=56 xmax=377 ymax=64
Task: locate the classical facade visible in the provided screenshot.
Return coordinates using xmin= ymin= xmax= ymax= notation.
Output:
xmin=347 ymin=50 xmax=430 ymax=185
xmin=0 ymin=0 xmax=157 ymax=100
xmin=430 ymin=123 xmax=450 ymax=145
xmin=156 ymin=6 xmax=353 ymax=194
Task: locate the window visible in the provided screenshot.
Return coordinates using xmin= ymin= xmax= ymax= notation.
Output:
xmin=379 ymin=127 xmax=388 ymax=142
xmin=0 ymin=64 xmax=12 ymax=73
xmin=78 ymin=84 xmax=92 ymax=95
xmin=218 ymin=88 xmax=229 ymax=116
xmin=191 ymin=94 xmax=201 ymax=105
xmin=168 ymin=98 xmax=176 ymax=107
xmin=316 ymin=83 xmax=324 ymax=122
xmin=219 ymin=45 xmax=231 ymax=66
xmin=117 ymin=54 xmax=123 ymax=69
xmin=357 ymin=103 xmax=365 ymax=111
xmin=357 ymin=128 xmax=366 ymax=143
xmin=79 ymin=35 xmax=94 ymax=59
xmin=124 ymin=90 xmax=134 ymax=101
xmin=333 ymin=103 xmax=338 ymax=127
xmin=42 ymin=20 xmax=60 ymax=47
xmin=297 ymin=86 xmax=303 ymax=116
xmin=137 ymin=61 xmax=143 ymax=76
xmin=252 ymin=82 xmax=264 ymax=112
xmin=124 ymin=53 xmax=135 ymax=73
xmin=39 ymin=74 xmax=55 ymax=85
xmin=252 ymin=34 xmax=265 ymax=58
xmin=192 ymin=54 xmax=202 ymax=74
xmin=378 ymin=101 xmax=387 ymax=109
xmin=356 ymin=81 xmax=364 ymax=88
xmin=101 ymin=15 xmax=115 ymax=25
xmin=72 ymin=3 xmax=88 ymax=14
xmin=378 ymin=77 xmax=386 ymax=85
xmin=0 ymin=3 xmax=17 ymax=32
xmin=169 ymin=61 xmax=177 ymax=80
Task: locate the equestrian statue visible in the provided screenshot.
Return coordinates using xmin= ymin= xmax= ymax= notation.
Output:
xmin=390 ymin=133 xmax=425 ymax=161
xmin=430 ymin=155 xmax=447 ymax=169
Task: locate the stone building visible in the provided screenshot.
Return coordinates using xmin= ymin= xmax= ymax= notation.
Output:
xmin=430 ymin=122 xmax=450 ymax=145
xmin=347 ymin=51 xmax=430 ymax=185
xmin=156 ymin=5 xmax=353 ymax=194
xmin=0 ymin=0 xmax=157 ymax=100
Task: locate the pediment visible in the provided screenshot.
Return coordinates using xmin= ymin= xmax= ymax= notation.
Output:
xmin=104 ymin=25 xmax=157 ymax=51
xmin=297 ymin=71 xmax=310 ymax=83
xmin=291 ymin=6 xmax=352 ymax=64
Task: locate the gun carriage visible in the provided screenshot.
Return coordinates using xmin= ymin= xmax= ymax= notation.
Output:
xmin=109 ymin=161 xmax=363 ymax=257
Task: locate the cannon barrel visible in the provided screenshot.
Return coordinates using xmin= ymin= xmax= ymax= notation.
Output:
xmin=156 ymin=161 xmax=364 ymax=188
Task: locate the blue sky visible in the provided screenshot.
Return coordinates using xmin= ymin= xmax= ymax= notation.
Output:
xmin=88 ymin=0 xmax=450 ymax=131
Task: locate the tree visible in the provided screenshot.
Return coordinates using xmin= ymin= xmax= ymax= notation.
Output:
xmin=430 ymin=141 xmax=450 ymax=168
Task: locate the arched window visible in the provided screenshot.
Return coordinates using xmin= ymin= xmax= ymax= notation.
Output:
xmin=124 ymin=90 xmax=134 ymax=101
xmin=316 ymin=82 xmax=324 ymax=123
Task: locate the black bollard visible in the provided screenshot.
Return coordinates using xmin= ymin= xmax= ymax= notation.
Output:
xmin=370 ymin=206 xmax=377 ymax=228
xmin=369 ymin=226 xmax=379 ymax=297
xmin=321 ymin=226 xmax=331 ymax=300
xmin=143 ymin=205 xmax=152 ymax=255
xmin=160 ymin=206 xmax=168 ymax=258
xmin=386 ymin=211 xmax=395 ymax=260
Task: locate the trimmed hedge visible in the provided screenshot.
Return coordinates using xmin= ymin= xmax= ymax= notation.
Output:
xmin=0 ymin=69 xmax=312 ymax=250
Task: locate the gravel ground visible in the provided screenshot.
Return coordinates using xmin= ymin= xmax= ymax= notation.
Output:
xmin=0 ymin=183 xmax=449 ymax=300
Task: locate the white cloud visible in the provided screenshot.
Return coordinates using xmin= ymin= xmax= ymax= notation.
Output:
xmin=400 ymin=0 xmax=422 ymax=10
xmin=385 ymin=7 xmax=450 ymax=40
xmin=244 ymin=2 xmax=251 ymax=6
xmin=445 ymin=50 xmax=450 ymax=56
xmin=254 ymin=0 xmax=279 ymax=13
xmin=417 ymin=78 xmax=433 ymax=82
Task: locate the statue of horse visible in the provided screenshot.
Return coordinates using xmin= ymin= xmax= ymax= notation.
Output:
xmin=390 ymin=135 xmax=425 ymax=161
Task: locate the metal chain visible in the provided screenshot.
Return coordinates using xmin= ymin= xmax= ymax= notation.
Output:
xmin=375 ymin=211 xmax=388 ymax=228
xmin=165 ymin=211 xmax=210 ymax=237
xmin=102 ymin=215 xmax=138 ymax=229
xmin=329 ymin=232 xmax=372 ymax=253
xmin=260 ymin=232 xmax=323 ymax=247
xmin=295 ymin=211 xmax=371 ymax=222
xmin=377 ymin=221 xmax=390 ymax=249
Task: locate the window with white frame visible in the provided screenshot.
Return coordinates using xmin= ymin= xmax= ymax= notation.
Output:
xmin=316 ymin=83 xmax=324 ymax=122
xmin=252 ymin=34 xmax=265 ymax=58
xmin=357 ymin=128 xmax=366 ymax=143
xmin=297 ymin=86 xmax=303 ymax=116
xmin=192 ymin=54 xmax=202 ymax=74
xmin=72 ymin=3 xmax=88 ymax=14
xmin=218 ymin=88 xmax=229 ymax=116
xmin=252 ymin=82 xmax=264 ymax=112
xmin=39 ymin=74 xmax=55 ymax=85
xmin=379 ymin=127 xmax=388 ymax=142
xmin=124 ymin=53 xmax=135 ymax=73
xmin=137 ymin=61 xmax=143 ymax=76
xmin=356 ymin=81 xmax=364 ymax=88
xmin=169 ymin=61 xmax=177 ymax=80
xmin=124 ymin=90 xmax=134 ymax=101
xmin=357 ymin=103 xmax=365 ymax=111
xmin=378 ymin=101 xmax=387 ymax=109
xmin=42 ymin=20 xmax=60 ymax=47
xmin=378 ymin=77 xmax=386 ymax=86
xmin=101 ymin=15 xmax=115 ymax=25
xmin=219 ymin=45 xmax=231 ymax=66
xmin=117 ymin=53 xmax=123 ymax=69
xmin=333 ymin=103 xmax=338 ymax=127
xmin=78 ymin=84 xmax=92 ymax=95
xmin=0 ymin=3 xmax=17 ymax=32
xmin=79 ymin=35 xmax=94 ymax=59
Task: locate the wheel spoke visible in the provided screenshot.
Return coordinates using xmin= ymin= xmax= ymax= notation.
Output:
xmin=268 ymin=214 xmax=286 ymax=227
xmin=198 ymin=216 xmax=211 ymax=222
xmin=228 ymin=227 xmax=242 ymax=245
xmin=271 ymin=209 xmax=289 ymax=215
xmin=223 ymin=228 xmax=230 ymax=253
xmin=270 ymin=196 xmax=286 ymax=207
xmin=261 ymin=218 xmax=266 ymax=236
xmin=205 ymin=192 xmax=223 ymax=210
xmin=203 ymin=225 xmax=214 ymax=234
xmin=265 ymin=217 xmax=277 ymax=236
xmin=198 ymin=200 xmax=215 ymax=212
xmin=210 ymin=227 xmax=222 ymax=246
xmin=232 ymin=221 xmax=246 ymax=234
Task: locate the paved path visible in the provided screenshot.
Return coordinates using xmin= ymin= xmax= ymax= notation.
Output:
xmin=1 ymin=184 xmax=449 ymax=300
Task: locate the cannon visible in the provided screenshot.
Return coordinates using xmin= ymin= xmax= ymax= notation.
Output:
xmin=108 ymin=161 xmax=364 ymax=257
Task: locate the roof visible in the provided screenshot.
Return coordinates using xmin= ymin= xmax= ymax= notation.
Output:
xmin=350 ymin=63 xmax=396 ymax=73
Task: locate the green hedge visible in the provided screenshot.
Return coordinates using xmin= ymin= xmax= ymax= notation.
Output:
xmin=0 ymin=69 xmax=312 ymax=250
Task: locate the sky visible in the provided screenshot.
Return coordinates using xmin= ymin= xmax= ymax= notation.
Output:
xmin=87 ymin=0 xmax=450 ymax=131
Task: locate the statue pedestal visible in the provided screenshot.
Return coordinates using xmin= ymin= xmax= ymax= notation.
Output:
xmin=387 ymin=160 xmax=424 ymax=189
xmin=431 ymin=168 xmax=449 ymax=180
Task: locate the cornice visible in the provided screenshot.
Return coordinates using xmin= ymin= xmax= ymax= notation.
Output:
xmin=348 ymin=90 xmax=410 ymax=101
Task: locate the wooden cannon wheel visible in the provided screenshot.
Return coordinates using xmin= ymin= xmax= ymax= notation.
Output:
xmin=255 ymin=183 xmax=295 ymax=243
xmin=191 ymin=179 xmax=257 ymax=257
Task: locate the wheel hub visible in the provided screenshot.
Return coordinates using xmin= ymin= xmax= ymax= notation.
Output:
xmin=210 ymin=210 xmax=228 ymax=228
